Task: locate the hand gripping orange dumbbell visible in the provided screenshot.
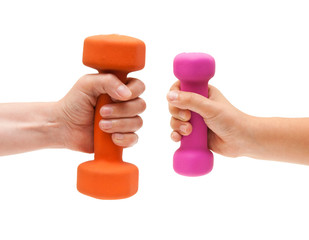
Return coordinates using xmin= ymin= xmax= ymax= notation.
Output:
xmin=77 ymin=34 xmax=146 ymax=199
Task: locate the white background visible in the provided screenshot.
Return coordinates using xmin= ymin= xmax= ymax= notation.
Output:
xmin=0 ymin=0 xmax=309 ymax=239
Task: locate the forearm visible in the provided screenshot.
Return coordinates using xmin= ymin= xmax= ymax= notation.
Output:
xmin=0 ymin=102 xmax=64 ymax=156
xmin=245 ymin=116 xmax=309 ymax=165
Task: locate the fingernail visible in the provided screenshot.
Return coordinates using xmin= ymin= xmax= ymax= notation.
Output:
xmin=171 ymin=131 xmax=178 ymax=140
xmin=167 ymin=91 xmax=179 ymax=101
xmin=180 ymin=125 xmax=187 ymax=134
xmin=114 ymin=133 xmax=124 ymax=140
xmin=100 ymin=120 xmax=112 ymax=129
xmin=179 ymin=110 xmax=187 ymax=121
xmin=116 ymin=85 xmax=131 ymax=98
xmin=101 ymin=106 xmax=113 ymax=116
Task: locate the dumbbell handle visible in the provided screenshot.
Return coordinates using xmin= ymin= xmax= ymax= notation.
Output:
xmin=180 ymin=80 xmax=209 ymax=150
xmin=94 ymin=71 xmax=128 ymax=162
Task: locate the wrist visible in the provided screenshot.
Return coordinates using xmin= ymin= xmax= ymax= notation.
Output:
xmin=239 ymin=115 xmax=267 ymax=159
xmin=44 ymin=102 xmax=66 ymax=149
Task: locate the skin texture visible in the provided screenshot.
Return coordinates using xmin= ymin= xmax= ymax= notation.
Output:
xmin=167 ymin=81 xmax=309 ymax=165
xmin=0 ymin=74 xmax=146 ymax=156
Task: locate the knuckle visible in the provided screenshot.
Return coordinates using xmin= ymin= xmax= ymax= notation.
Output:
xmin=170 ymin=117 xmax=178 ymax=129
xmin=132 ymin=134 xmax=139 ymax=145
xmin=177 ymin=92 xmax=189 ymax=107
xmin=103 ymin=73 xmax=115 ymax=81
xmin=135 ymin=136 xmax=139 ymax=145
xmin=77 ymin=74 xmax=92 ymax=90
xmin=136 ymin=116 xmax=143 ymax=128
xmin=168 ymin=105 xmax=175 ymax=114
xmin=170 ymin=117 xmax=175 ymax=128
xmin=102 ymin=73 xmax=118 ymax=87
xmin=138 ymin=80 xmax=146 ymax=93
xmin=138 ymin=98 xmax=147 ymax=112
xmin=185 ymin=110 xmax=191 ymax=121
xmin=185 ymin=93 xmax=195 ymax=105
xmin=169 ymin=105 xmax=180 ymax=117
xmin=81 ymin=74 xmax=91 ymax=82
xmin=107 ymin=119 xmax=118 ymax=130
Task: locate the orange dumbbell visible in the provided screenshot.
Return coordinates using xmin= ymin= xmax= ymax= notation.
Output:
xmin=77 ymin=34 xmax=146 ymax=199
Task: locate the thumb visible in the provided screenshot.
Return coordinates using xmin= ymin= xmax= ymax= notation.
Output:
xmin=167 ymin=90 xmax=219 ymax=119
xmin=77 ymin=74 xmax=132 ymax=102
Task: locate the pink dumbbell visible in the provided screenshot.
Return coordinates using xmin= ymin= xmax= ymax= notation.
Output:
xmin=173 ymin=52 xmax=215 ymax=176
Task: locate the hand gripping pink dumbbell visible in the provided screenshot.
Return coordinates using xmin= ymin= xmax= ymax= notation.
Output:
xmin=173 ymin=52 xmax=215 ymax=176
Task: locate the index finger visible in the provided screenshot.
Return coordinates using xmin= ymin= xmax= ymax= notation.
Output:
xmin=170 ymin=81 xmax=180 ymax=91
xmin=126 ymin=78 xmax=146 ymax=100
xmin=111 ymin=77 xmax=145 ymax=102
